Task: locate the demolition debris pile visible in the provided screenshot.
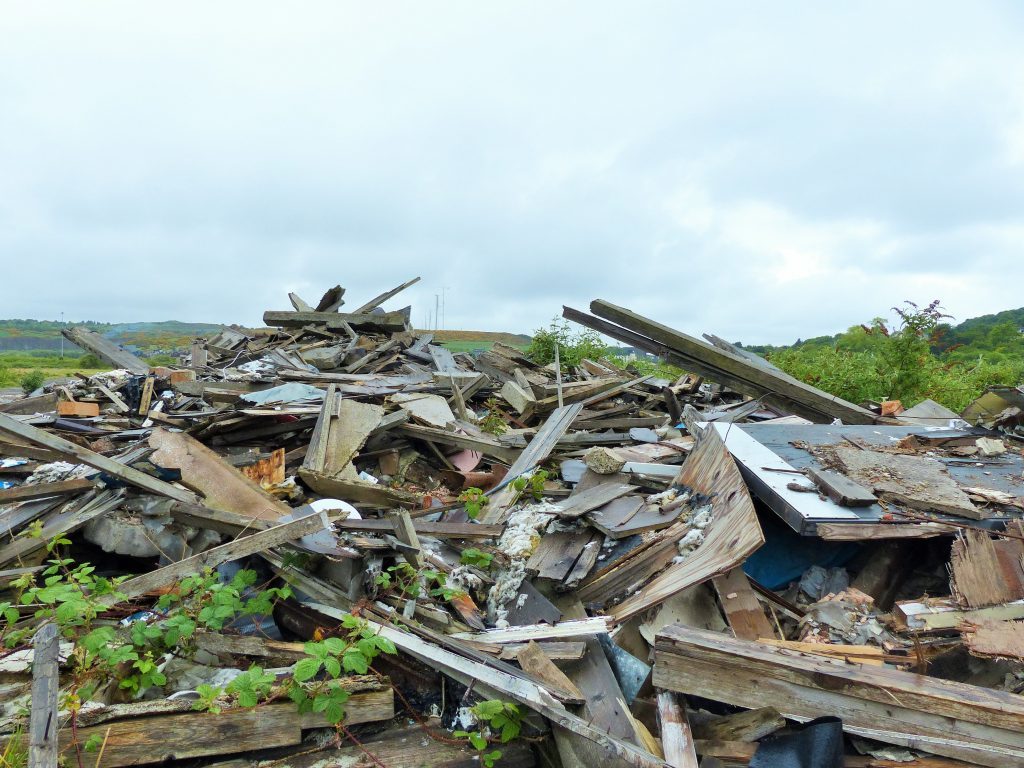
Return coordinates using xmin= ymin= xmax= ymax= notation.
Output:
xmin=1 ymin=277 xmax=1024 ymax=768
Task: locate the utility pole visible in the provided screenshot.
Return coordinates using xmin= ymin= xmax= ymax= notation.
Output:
xmin=434 ymin=294 xmax=440 ymax=331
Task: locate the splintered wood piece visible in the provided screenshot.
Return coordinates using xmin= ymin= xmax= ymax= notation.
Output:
xmin=711 ymin=568 xmax=777 ymax=641
xmin=550 ymin=481 xmax=638 ymax=519
xmin=352 ymin=276 xmax=421 ymax=314
xmin=526 ymin=530 xmax=600 ymax=581
xmin=138 ymin=376 xmax=155 ymax=415
xmin=391 ymin=509 xmax=422 ymax=569
xmin=149 ymin=428 xmax=289 ymax=522
xmin=588 ymin=495 xmax=676 ymax=539
xmin=962 ymin=621 xmax=1024 ymax=661
xmin=239 ymin=447 xmax=286 ymax=486
xmin=515 ymin=641 xmax=584 ymax=703
xmin=805 ymin=467 xmax=877 ymax=507
xmin=950 ymin=528 xmax=1024 ymax=608
xmin=656 ymin=691 xmax=699 ymax=768
xmin=315 ymin=284 xmax=346 ymax=311
xmin=834 ymin=446 xmax=983 ymax=519
xmin=609 ymin=428 xmax=764 ymax=623
xmin=498 ymin=641 xmax=586 ymax=661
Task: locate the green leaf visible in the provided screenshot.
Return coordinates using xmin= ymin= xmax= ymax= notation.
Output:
xmin=342 ymin=650 xmax=369 ymax=674
xmin=469 ymin=732 xmax=488 ymax=751
xmin=293 ymin=657 xmax=322 ymax=682
xmin=237 ymin=690 xmax=257 ymax=708
xmin=323 ymin=657 xmax=341 ymax=678
xmin=324 ymin=699 xmax=346 ymax=724
xmin=373 ymin=636 xmax=396 ymax=655
xmin=322 ymin=637 xmax=346 ymax=655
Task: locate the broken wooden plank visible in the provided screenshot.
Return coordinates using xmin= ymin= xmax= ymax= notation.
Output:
xmin=263 ymin=309 xmax=409 ymax=333
xmin=549 ymin=481 xmax=638 ymax=519
xmin=565 ymin=302 xmax=876 ymax=424
xmin=962 ymin=621 xmax=1024 ymax=661
xmin=352 ymin=276 xmax=422 ymax=314
xmin=0 ymin=413 xmax=196 ymax=504
xmin=896 ymin=597 xmax=1024 ymax=632
xmin=655 ymin=623 xmax=1024 ymax=766
xmin=691 ymin=706 xmax=785 ymax=743
xmin=711 ymin=567 xmax=777 ymax=641
xmin=656 ymin=691 xmax=699 ymax=768
xmin=516 ymin=641 xmax=584 ymax=703
xmin=499 ymin=641 xmax=587 ymax=661
xmin=451 ymin=617 xmax=612 ymax=644
xmin=148 ymin=428 xmax=288 ymax=521
xmin=61 ymin=326 xmax=149 ymax=374
xmin=815 ymin=522 xmax=949 ymax=540
xmin=335 ymin=518 xmax=503 ymax=539
xmin=0 ymin=478 xmax=94 ymax=504
xmin=31 ymin=695 xmax=392 ymax=767
xmin=806 ymin=467 xmax=878 ymax=507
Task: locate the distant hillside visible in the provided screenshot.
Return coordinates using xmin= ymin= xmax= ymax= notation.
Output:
xmin=0 ymin=319 xmax=222 ymax=354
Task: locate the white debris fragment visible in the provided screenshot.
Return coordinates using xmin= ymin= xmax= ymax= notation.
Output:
xmin=486 ymin=502 xmax=556 ymax=626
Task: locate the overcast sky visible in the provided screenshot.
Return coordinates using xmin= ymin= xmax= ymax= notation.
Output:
xmin=2 ymin=3 xmax=1022 ymax=344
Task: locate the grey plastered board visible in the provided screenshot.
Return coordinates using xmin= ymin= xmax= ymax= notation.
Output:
xmin=709 ymin=422 xmax=1024 ymax=535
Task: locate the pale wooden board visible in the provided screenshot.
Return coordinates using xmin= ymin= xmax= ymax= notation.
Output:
xmin=148 ymin=428 xmax=289 ymax=522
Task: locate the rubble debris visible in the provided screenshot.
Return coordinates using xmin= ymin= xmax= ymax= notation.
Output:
xmin=0 ymin=280 xmax=1020 ymax=767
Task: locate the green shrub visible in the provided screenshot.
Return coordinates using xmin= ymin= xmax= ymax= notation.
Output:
xmin=79 ymin=353 xmax=103 ymax=368
xmin=19 ymin=370 xmax=45 ymax=395
xmin=526 ymin=318 xmax=609 ymax=368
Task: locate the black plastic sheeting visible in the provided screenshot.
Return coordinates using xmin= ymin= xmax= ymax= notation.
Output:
xmin=750 ymin=717 xmax=844 ymax=768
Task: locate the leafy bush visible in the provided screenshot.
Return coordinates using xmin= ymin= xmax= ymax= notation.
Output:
xmin=526 ymin=318 xmax=609 ymax=368
xmin=79 ymin=353 xmax=103 ymax=368
xmin=767 ymin=301 xmax=1024 ymax=412
xmin=19 ymin=370 xmax=45 ymax=394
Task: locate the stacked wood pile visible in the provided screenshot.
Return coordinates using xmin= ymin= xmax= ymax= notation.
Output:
xmin=0 ymin=280 xmax=1022 ymax=768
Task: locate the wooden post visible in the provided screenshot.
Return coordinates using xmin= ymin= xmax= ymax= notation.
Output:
xmin=29 ymin=622 xmax=59 ymax=768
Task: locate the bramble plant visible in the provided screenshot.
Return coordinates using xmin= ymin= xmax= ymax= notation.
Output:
xmin=453 ymin=699 xmax=525 ymax=768
xmin=459 ymin=548 xmax=494 ymax=569
xmin=479 ymin=397 xmax=508 ymax=436
xmin=459 ymin=487 xmax=488 ymax=519
xmin=526 ymin=318 xmax=609 ymax=369
xmin=512 ymin=469 xmax=548 ymax=503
